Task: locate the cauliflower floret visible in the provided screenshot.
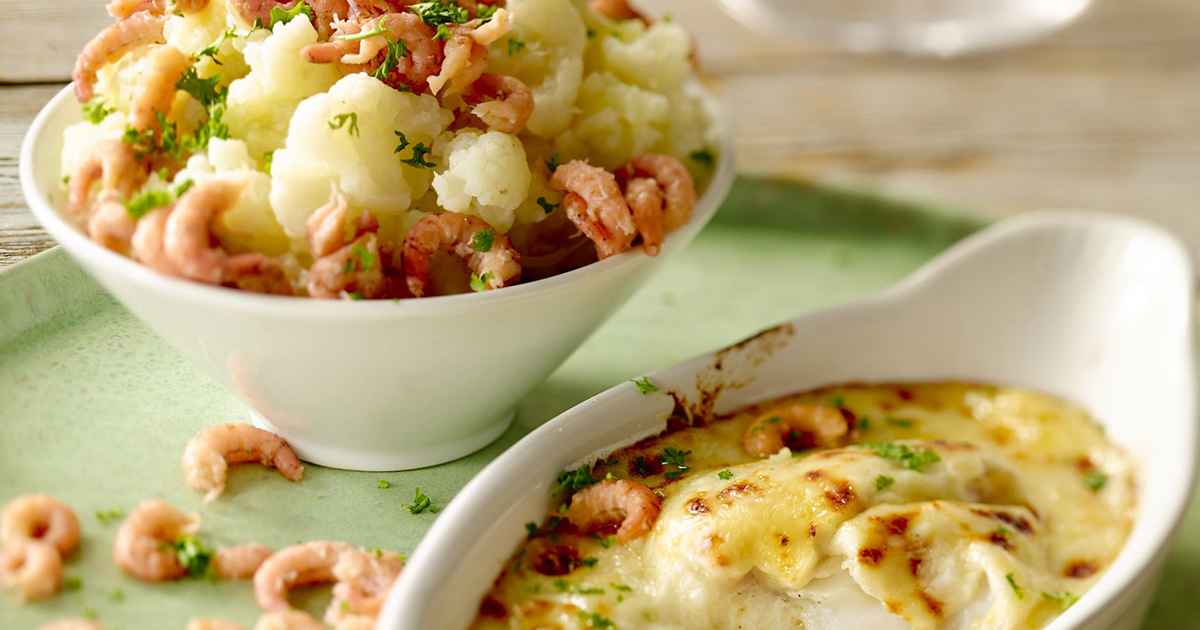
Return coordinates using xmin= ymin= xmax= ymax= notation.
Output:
xmin=487 ymin=0 xmax=587 ymax=139
xmin=174 ymin=138 xmax=290 ymax=255
xmin=269 ymin=73 xmax=454 ymax=240
xmin=596 ymin=21 xmax=692 ymax=93
xmin=431 ymin=130 xmax=532 ymax=233
xmin=556 ymin=71 xmax=670 ymax=169
xmin=60 ymin=112 xmax=129 ymax=183
xmin=224 ymin=18 xmax=340 ymax=161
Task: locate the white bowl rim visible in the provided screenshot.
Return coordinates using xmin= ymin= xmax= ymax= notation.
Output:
xmin=19 ymin=83 xmax=736 ymax=319
xmin=380 ymin=209 xmax=1198 ymax=630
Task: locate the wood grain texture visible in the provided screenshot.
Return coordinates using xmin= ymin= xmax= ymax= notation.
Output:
xmin=1 ymin=0 xmax=1198 ymax=266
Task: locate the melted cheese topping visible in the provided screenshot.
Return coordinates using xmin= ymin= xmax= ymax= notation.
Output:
xmin=471 ymin=383 xmax=1135 ymax=630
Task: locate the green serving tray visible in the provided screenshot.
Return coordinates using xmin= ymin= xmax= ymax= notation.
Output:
xmin=1 ymin=177 xmax=1195 ymax=628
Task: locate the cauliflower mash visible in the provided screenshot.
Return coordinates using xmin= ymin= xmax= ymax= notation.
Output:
xmin=63 ymin=0 xmax=718 ymax=299
xmin=474 ymin=383 xmax=1135 ymax=630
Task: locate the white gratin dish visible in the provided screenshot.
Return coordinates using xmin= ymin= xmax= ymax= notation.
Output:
xmin=380 ymin=211 xmax=1198 ymax=630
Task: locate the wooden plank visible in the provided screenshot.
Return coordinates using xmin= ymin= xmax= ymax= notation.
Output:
xmin=0 ymin=86 xmax=61 ymax=266
xmin=0 ymin=1 xmax=110 ymax=83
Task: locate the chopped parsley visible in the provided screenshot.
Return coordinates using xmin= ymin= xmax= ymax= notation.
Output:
xmin=63 ymin=576 xmax=82 ymax=591
xmin=575 ymin=585 xmax=604 ymax=595
xmin=469 ymin=272 xmax=494 ymax=292
xmin=577 ymin=611 xmax=615 ymax=629
xmin=175 ymin=67 xmax=225 ymax=108
xmin=1005 ymin=573 xmax=1025 ymax=599
xmin=346 ymin=244 xmax=375 ymax=273
xmin=193 ymin=27 xmax=237 ymax=65
xmin=832 ymin=394 xmax=845 ymax=408
xmin=556 ymin=464 xmax=601 ymax=495
xmin=125 ymin=190 xmax=173 ymax=220
xmin=545 ymin=153 xmax=561 ymax=173
xmin=376 ymin=479 xmax=391 ymax=489
xmin=632 ymin=377 xmax=660 ymax=394
xmin=393 ymin=130 xmax=411 ymax=154
xmin=659 ymin=448 xmax=691 ymax=470
xmin=263 ymin=151 xmax=275 ymax=175
xmin=632 ymin=456 xmax=652 ymax=477
xmin=337 ymin=24 xmax=394 ymax=41
xmin=717 ymin=469 xmax=733 ymax=480
xmin=875 ymin=475 xmax=895 ymax=491
xmin=95 ymin=506 xmax=124 ymax=524
xmin=471 ymin=228 xmax=495 ymax=253
xmin=885 ymin=417 xmax=914 ymax=428
xmin=864 ymin=442 xmax=941 ymax=472
xmin=172 ymin=534 xmax=215 ymax=579
xmin=109 ymin=587 xmax=125 ymax=602
xmin=997 ymin=524 xmax=1013 ymax=538
xmin=1083 ymin=472 xmax=1108 ymax=491
xmin=329 ymin=112 xmax=360 ymax=137
xmin=507 ymin=37 xmax=526 ymax=55
xmin=269 ymin=1 xmax=314 ymax=28
xmin=175 ymin=179 xmax=195 ymax=197
xmin=82 ymin=96 xmax=114 ymax=124
xmin=611 ymin=583 xmax=632 ymax=592
xmin=524 ymin=522 xmax=542 ymax=539
xmin=688 ymin=148 xmax=714 ymax=166
xmin=536 ymin=197 xmax=559 ymax=214
xmin=408 ymin=1 xmax=470 ymax=28
xmin=1042 ymin=591 xmax=1080 ymax=609
xmin=404 ymin=487 xmax=440 ymax=514
xmin=401 ymin=142 xmax=437 ymax=168
xmin=578 ymin=557 xmax=599 ymax=568
xmin=598 ymin=534 xmax=616 ymax=549
xmin=857 ymin=418 xmax=871 ymax=430
xmin=372 ymin=39 xmax=410 ymax=81
xmin=477 ymin=3 xmax=500 ymax=20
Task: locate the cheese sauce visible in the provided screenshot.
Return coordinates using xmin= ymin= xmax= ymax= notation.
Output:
xmin=471 ymin=383 xmax=1135 ymax=630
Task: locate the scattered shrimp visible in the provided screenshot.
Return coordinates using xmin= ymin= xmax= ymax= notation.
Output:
xmin=0 ymin=540 xmax=63 ymax=601
xmin=183 ymin=423 xmax=304 ymax=503
xmin=186 ymin=619 xmax=248 ymax=630
xmin=130 ymin=45 xmax=190 ymax=138
xmin=563 ymin=479 xmax=661 ymax=544
xmin=589 ymin=0 xmax=648 ymax=23
xmin=253 ymin=610 xmax=325 ymax=630
xmin=34 ymin=620 xmax=106 ymax=630
xmin=303 ymin=12 xmax=442 ymax=92
xmin=112 ymin=500 xmax=199 ymax=581
xmin=741 ymin=403 xmax=851 ymax=458
xmin=68 ymin=140 xmax=143 ymax=216
xmin=615 ymin=154 xmax=697 ymax=232
xmin=401 ymin=211 xmax=522 ymax=297
xmin=623 ymin=177 xmax=664 ymax=256
xmin=87 ymin=197 xmax=138 ymax=253
xmin=0 ymin=494 xmax=81 ymax=557
xmin=131 ymin=205 xmax=181 ymax=275
xmin=548 ymin=161 xmax=636 ymax=259
xmin=325 ymin=548 xmax=404 ymax=624
xmin=214 ymin=542 xmax=274 ymax=579
xmin=73 ymin=11 xmax=169 ymax=102
xmin=462 ymin=74 xmax=533 ymax=133
xmin=107 ymin=0 xmax=166 ymax=19
xmin=253 ymin=541 xmax=352 ymax=612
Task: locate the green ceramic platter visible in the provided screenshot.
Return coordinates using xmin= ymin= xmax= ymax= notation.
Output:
xmin=1 ymin=177 xmax=1196 ymax=629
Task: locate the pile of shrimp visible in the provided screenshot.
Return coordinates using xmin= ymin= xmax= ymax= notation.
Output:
xmin=0 ymin=494 xmax=81 ymax=602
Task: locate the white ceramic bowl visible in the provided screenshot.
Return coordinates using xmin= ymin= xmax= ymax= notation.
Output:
xmin=19 ymin=86 xmax=736 ymax=471
xmin=381 ymin=211 xmax=1197 ymax=630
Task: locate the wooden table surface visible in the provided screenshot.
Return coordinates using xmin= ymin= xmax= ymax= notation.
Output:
xmin=2 ymin=0 xmax=1198 ymax=267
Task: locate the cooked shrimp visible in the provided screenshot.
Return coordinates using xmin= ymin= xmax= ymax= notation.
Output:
xmin=186 ymin=619 xmax=248 ymax=630
xmin=164 ymin=179 xmax=245 ymax=285
xmin=427 ymin=32 xmax=486 ymax=95
xmin=306 ymin=189 xmax=354 ymax=258
xmin=469 ymin=8 xmax=514 ymax=45
xmin=623 ymin=177 xmax=664 ymax=256
xmin=588 ymin=0 xmax=648 ymax=23
xmin=305 ymin=190 xmax=385 ymax=299
xmin=401 ymin=211 xmax=522 ymax=297
xmin=548 ymin=161 xmax=637 ymax=259
xmin=183 ymin=423 xmax=304 ymax=503
xmin=131 ymin=205 xmax=180 ymax=275
xmin=741 ymin=403 xmax=851 ymax=458
xmin=253 ymin=610 xmax=325 ymax=630
xmin=34 ymin=620 xmax=106 ymax=630
xmin=131 ymin=45 xmax=190 ymax=137
xmin=73 ymin=11 xmax=168 ymax=102
xmin=0 ymin=494 xmax=81 ymax=557
xmin=68 ymin=140 xmax=143 ymax=216
xmin=615 ymin=154 xmax=697 ymax=232
xmin=107 ymin=0 xmax=166 ymax=19
xmin=325 ymin=548 xmax=404 ymax=624
xmin=87 ymin=197 xmax=138 ymax=253
xmin=214 ymin=542 xmax=273 ymax=579
xmin=0 ymin=540 xmax=63 ymax=601
xmin=231 ymin=0 xmax=350 ymax=38
xmin=462 ymin=74 xmax=533 ymax=133
xmin=303 ymin=12 xmax=442 ymax=92
xmin=253 ymin=541 xmax=352 ymax=612
xmin=226 ymin=254 xmax=295 ymax=296
xmin=112 ymin=500 xmax=199 ymax=581
xmin=563 ymin=479 xmax=661 ymax=544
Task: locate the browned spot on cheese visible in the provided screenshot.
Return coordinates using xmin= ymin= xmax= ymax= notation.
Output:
xmin=884 ymin=515 xmax=910 ymax=536
xmin=779 ymin=535 xmax=789 ymax=547
xmin=858 ymin=547 xmax=885 ymax=565
xmin=1066 ymin=560 xmax=1099 ymax=578
xmin=1074 ymin=455 xmax=1098 ymax=472
xmin=970 ymin=508 xmax=1033 ymax=534
xmin=805 ymin=470 xmax=824 ymax=480
xmin=908 ymin=556 xmax=922 ymax=576
xmin=528 ymin=541 xmax=581 ymax=576
xmin=920 ymin=591 xmax=945 ymax=617
xmin=479 ymin=595 xmax=507 ymax=619
xmin=885 ymin=599 xmax=902 ymax=614
xmin=989 ymin=531 xmax=1015 ymax=550
xmin=823 ymin=480 xmax=857 ymax=509
xmin=808 ymin=524 xmax=817 ymax=538
xmin=897 ymin=389 xmax=913 ymax=401
xmin=687 ymin=497 xmax=709 ymax=515
xmin=718 ymin=482 xmax=759 ymax=501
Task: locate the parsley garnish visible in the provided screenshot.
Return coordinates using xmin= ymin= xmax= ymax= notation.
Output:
xmin=125 ymin=190 xmax=173 ymax=220
xmin=1006 ymin=573 xmax=1025 ymax=599
xmin=175 ymin=179 xmax=195 ymax=196
xmin=376 ymin=479 xmax=391 ymax=489
xmin=524 ymin=522 xmax=542 ymax=539
xmin=599 ymin=534 xmax=616 ymax=548
xmin=471 ymin=228 xmax=495 ymax=253
xmin=82 ymin=96 xmax=114 ymax=124
xmin=507 ymin=37 xmax=526 ymax=55
xmin=858 ymin=418 xmax=871 ymax=430
xmin=408 ymin=1 xmax=470 ymax=28
xmin=263 ymin=151 xmax=275 ymax=175
xmin=717 ymin=469 xmax=733 ymax=480
xmin=536 ymin=197 xmax=559 ymax=214
xmin=172 ymin=535 xmax=215 ymax=579
xmin=578 ymin=557 xmax=599 ymax=568
xmin=577 ymin=611 xmax=615 ymax=629
xmin=556 ymin=464 xmax=601 ymax=495
xmin=997 ymin=524 xmax=1013 ymax=538
xmin=469 ymin=271 xmax=494 ymax=292
xmin=885 ymin=417 xmax=914 ymax=428
xmin=95 ymin=506 xmax=124 ymax=524
xmin=269 ymin=1 xmax=314 ymax=28
xmin=632 ymin=377 xmax=660 ymax=394
xmin=337 ymin=24 xmax=394 ymax=41
xmin=875 ymin=475 xmax=895 ymax=491
xmin=372 ymin=39 xmax=410 ymax=81
xmin=109 ymin=587 xmax=125 ymax=602
xmin=632 ymin=456 xmax=651 ymax=477
xmin=329 ymin=112 xmax=360 ymax=137
xmin=611 ymin=583 xmax=632 ymax=592
xmin=864 ymin=442 xmax=941 ymax=472
xmin=1042 ymin=591 xmax=1080 ymax=609
xmin=346 ymin=244 xmax=375 ymax=273
xmin=194 ymin=27 xmax=237 ymax=65
xmin=404 ymin=487 xmax=440 ymax=514
xmin=477 ymin=3 xmax=500 ymax=20
xmin=401 ymin=142 xmax=436 ymax=168
xmin=63 ymin=576 xmax=82 ymax=590
xmin=832 ymin=394 xmax=845 ymax=407
xmin=688 ymin=148 xmax=714 ymax=166
xmin=545 ymin=153 xmax=561 ymax=173
xmin=1083 ymin=472 xmax=1108 ymax=491
xmin=659 ymin=448 xmax=691 ymax=480
xmin=175 ymin=67 xmax=225 ymax=108
xmin=393 ymin=130 xmax=411 ymax=154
